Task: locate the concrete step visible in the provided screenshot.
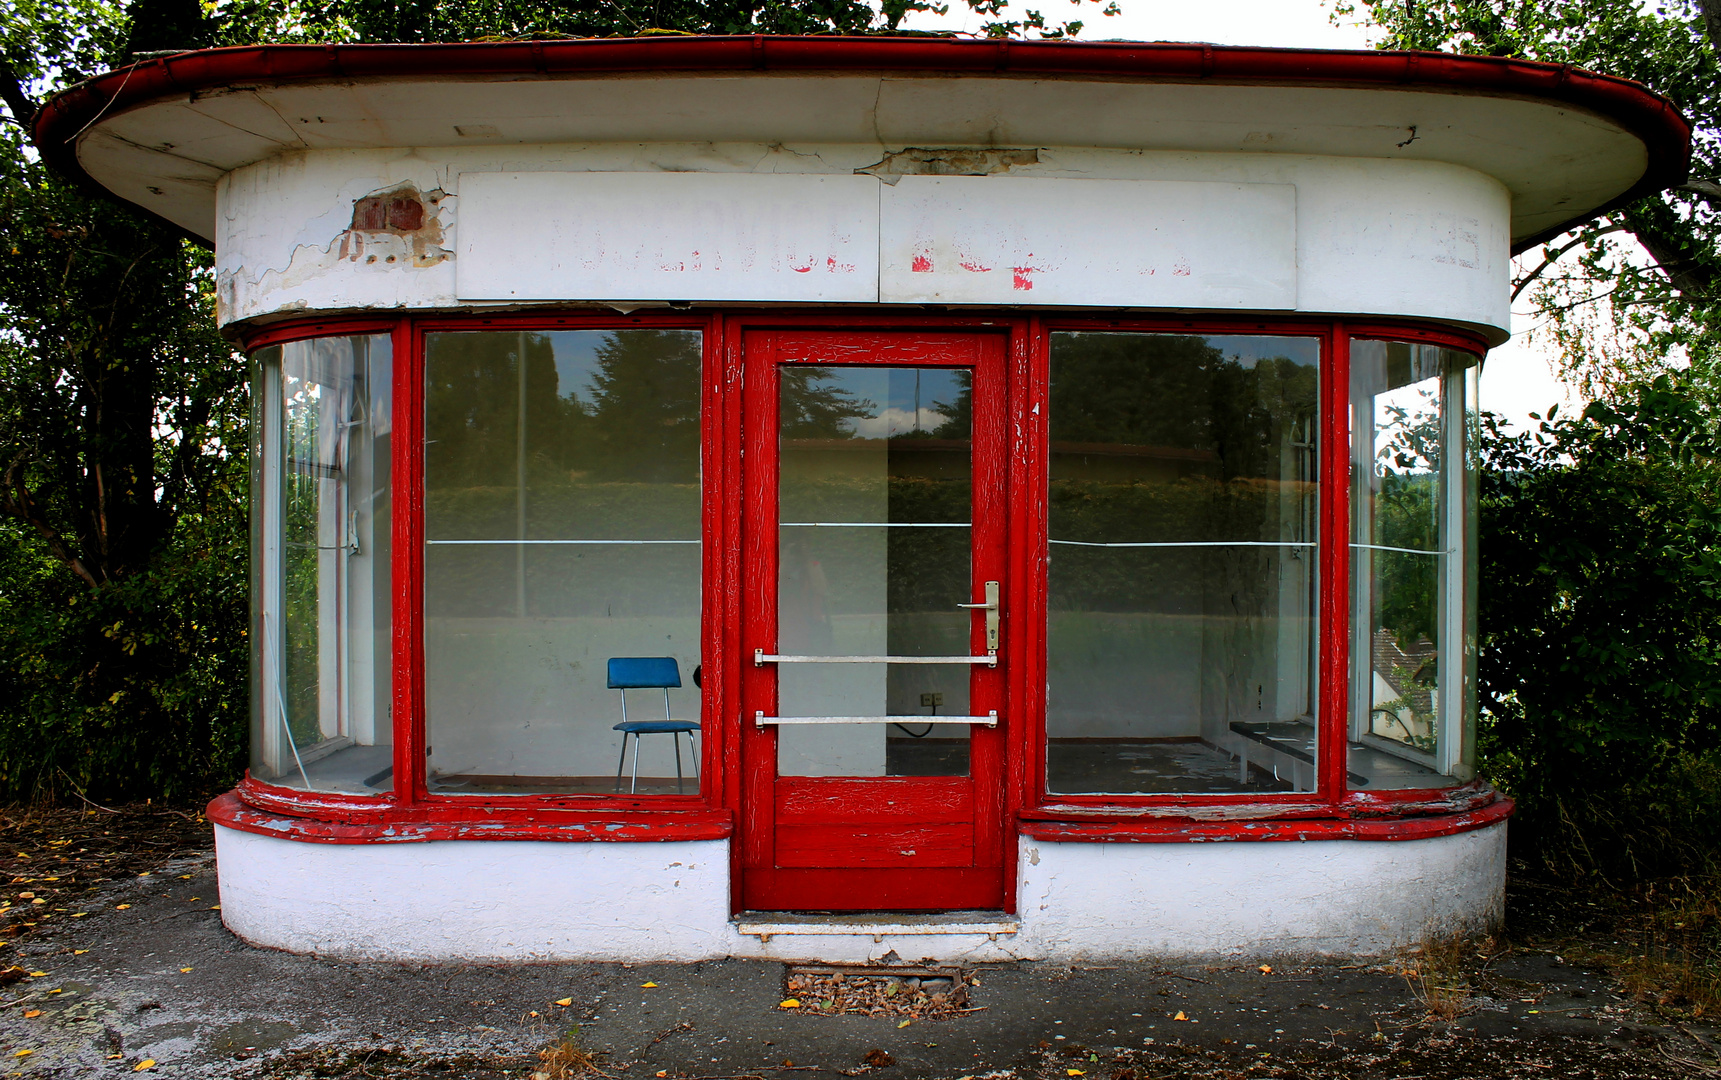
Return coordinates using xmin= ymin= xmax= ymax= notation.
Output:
xmin=734 ymin=911 xmax=1020 ymax=944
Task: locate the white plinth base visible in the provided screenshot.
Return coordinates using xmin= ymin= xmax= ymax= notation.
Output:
xmin=213 ymin=820 xmax=1505 ymax=962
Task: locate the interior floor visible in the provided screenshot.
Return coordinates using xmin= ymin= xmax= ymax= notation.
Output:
xmin=1047 ymin=739 xmax=1295 ymax=795
xmin=264 ymin=743 xmax=394 ymax=794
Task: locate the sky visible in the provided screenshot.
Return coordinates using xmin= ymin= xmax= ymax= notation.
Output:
xmin=897 ymin=0 xmax=1589 ymax=431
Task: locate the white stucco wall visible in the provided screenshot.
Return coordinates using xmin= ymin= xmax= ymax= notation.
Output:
xmin=214 ymin=820 xmax=1505 ymax=962
xmin=1014 ymin=825 xmax=1507 ymax=959
xmin=214 ymin=144 xmax=1511 ymax=339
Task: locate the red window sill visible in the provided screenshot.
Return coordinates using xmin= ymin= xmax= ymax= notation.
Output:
xmin=208 ymin=787 xmax=735 ymax=845
xmin=1019 ymin=784 xmax=1511 ymax=842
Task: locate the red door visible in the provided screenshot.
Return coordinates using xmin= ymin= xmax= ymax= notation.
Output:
xmin=739 ymin=330 xmax=1009 ymax=912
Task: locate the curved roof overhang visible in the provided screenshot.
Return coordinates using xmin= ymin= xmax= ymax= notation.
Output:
xmin=32 ymin=35 xmax=1690 ymax=253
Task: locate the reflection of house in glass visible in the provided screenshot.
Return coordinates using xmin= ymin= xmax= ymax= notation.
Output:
xmin=1370 ymin=629 xmax=1439 ymax=750
xmin=34 ymin=36 xmax=1689 ymax=961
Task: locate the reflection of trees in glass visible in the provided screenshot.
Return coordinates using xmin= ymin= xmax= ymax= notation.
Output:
xmin=1046 ymin=333 xmax=1318 ymax=613
xmin=780 ymin=365 xmax=874 ymax=438
xmin=424 ymin=330 xmax=704 ymax=538
xmin=929 ymin=369 xmax=973 ymax=440
xmin=1367 ymin=379 xmax=1445 ymax=748
xmin=281 ymin=374 xmax=329 ymax=750
xmin=423 ymin=331 xmax=704 ymax=617
xmin=584 ymin=331 xmax=700 ymax=483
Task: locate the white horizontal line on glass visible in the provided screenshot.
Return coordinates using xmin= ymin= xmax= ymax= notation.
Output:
xmin=424 ymin=538 xmax=699 ymax=546
xmin=1050 ymin=540 xmax=1309 ymax=549
xmin=1351 ymin=543 xmax=1450 ymax=556
xmin=756 ymin=649 xmax=997 ymax=667
xmin=779 ymin=522 xmax=970 ymax=528
xmin=755 ymin=710 xmax=998 ymax=727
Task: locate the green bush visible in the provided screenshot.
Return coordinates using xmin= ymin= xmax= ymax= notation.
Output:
xmin=1477 ymin=378 xmax=1721 ymax=880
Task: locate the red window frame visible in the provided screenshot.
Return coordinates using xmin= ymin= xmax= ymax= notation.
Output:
xmin=222 ymin=311 xmax=1509 ymax=848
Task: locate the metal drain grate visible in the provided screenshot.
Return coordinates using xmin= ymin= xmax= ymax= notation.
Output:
xmin=780 ymin=964 xmax=981 ymax=1018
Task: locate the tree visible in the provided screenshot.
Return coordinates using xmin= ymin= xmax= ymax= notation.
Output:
xmin=1348 ymin=0 xmax=1721 ymax=876
xmin=1346 ymin=0 xmax=1721 ymax=397
xmin=0 ymin=0 xmax=1125 ymax=800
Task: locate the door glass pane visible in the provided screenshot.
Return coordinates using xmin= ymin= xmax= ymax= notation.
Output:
xmin=423 ymin=330 xmax=701 ymax=795
xmin=777 ymin=366 xmax=974 ymax=777
xmin=1046 ymin=333 xmax=1319 ymax=794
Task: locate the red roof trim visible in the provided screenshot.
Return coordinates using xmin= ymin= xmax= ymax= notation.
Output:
xmin=32 ymin=36 xmax=1691 ymax=252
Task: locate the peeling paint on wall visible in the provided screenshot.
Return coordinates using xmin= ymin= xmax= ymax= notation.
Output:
xmin=216 ymin=179 xmax=455 ymax=323
xmin=337 ymin=182 xmax=451 ymax=268
xmin=858 ymin=147 xmax=1042 ymax=181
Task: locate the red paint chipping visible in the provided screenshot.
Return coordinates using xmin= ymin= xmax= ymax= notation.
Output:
xmin=911 ymin=253 xmax=934 ymax=273
xmin=958 ymin=260 xmax=992 ymax=273
xmin=1012 ymin=267 xmax=1038 ymax=291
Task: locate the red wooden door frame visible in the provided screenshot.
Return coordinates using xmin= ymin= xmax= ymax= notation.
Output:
xmin=737 ymin=327 xmax=1013 ymax=912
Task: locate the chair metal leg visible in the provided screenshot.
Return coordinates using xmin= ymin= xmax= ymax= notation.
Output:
xmin=630 ymin=733 xmax=641 ymax=794
xmin=615 ymin=734 xmax=630 ymax=794
xmin=673 ymin=732 xmax=685 ymax=794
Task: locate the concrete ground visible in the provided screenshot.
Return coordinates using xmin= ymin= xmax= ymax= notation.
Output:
xmin=0 ymin=811 xmax=1711 ymax=1079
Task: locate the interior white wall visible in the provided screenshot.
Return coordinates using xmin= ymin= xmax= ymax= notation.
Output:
xmin=215 ymin=820 xmax=1505 ymax=962
xmin=214 ymin=145 xmax=1510 ymax=338
xmin=423 ymin=615 xmax=702 ymax=784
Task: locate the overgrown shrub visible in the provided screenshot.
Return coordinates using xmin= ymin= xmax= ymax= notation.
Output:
xmin=1478 ymin=377 xmax=1721 ymax=881
xmin=0 ymin=513 xmax=247 ymax=804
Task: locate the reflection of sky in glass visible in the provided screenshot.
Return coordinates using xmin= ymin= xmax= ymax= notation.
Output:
xmin=1203 ymin=335 xmax=1319 ymax=370
xmin=838 ymin=367 xmax=968 ymax=439
xmin=546 ymin=331 xmax=606 ymax=407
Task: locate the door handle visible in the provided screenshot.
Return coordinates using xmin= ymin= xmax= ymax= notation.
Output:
xmin=957 ymin=580 xmax=1000 ymax=652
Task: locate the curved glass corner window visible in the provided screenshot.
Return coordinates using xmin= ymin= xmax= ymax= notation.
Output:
xmin=1349 ymin=339 xmax=1480 ymax=790
xmin=1045 ymin=332 xmax=1320 ymax=794
xmin=423 ymin=330 xmax=702 ymax=796
xmin=251 ymin=335 xmax=394 ymax=793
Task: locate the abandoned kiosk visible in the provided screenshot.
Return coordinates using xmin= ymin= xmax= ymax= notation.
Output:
xmin=35 ymin=37 xmax=1689 ymax=961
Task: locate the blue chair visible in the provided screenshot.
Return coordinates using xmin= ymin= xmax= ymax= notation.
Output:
xmin=610 ymin=657 xmax=699 ymax=794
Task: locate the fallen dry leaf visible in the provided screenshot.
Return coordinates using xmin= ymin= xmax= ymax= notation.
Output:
xmin=1067 ymin=1071 xmax=1086 ymax=1077
xmin=27 ymin=970 xmax=46 ymax=977
xmin=115 ymin=904 xmax=130 ymax=910
xmin=1173 ymin=1011 xmax=1187 ymax=1021
xmin=862 ymin=1048 xmax=895 ymax=1068
xmin=72 ymin=950 xmax=87 ymax=955
xmin=779 ymin=998 xmax=801 ymax=1008
xmin=134 ymin=1059 xmax=155 ymax=1071
xmin=641 ymin=981 xmax=657 ymax=988
xmin=13 ymin=1048 xmax=31 ymax=1057
xmin=897 ymin=1018 xmax=912 ymax=1028
xmin=554 ymin=997 xmax=573 ymax=1007
xmin=1258 ymin=965 xmax=1273 ymax=975
xmin=179 ymin=967 xmax=192 ymax=973
xmin=23 ymin=1010 xmax=39 ymax=1018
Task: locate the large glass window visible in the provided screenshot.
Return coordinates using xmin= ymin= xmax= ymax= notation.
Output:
xmin=1349 ymin=339 xmax=1479 ymax=789
xmin=251 ymin=335 xmax=393 ymax=793
xmin=422 ymin=330 xmax=702 ymax=795
xmin=1045 ymin=333 xmax=1319 ymax=794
